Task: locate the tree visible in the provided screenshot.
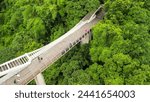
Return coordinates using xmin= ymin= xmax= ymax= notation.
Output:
xmin=90 ymin=0 xmax=150 ymax=85
xmin=68 ymin=70 xmax=91 ymax=85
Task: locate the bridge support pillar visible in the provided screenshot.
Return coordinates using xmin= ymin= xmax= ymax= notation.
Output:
xmin=80 ymin=30 xmax=92 ymax=44
xmin=35 ymin=73 xmax=46 ymax=85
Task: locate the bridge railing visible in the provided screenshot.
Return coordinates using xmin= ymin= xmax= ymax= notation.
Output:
xmin=0 ymin=54 xmax=31 ymax=76
xmin=0 ymin=21 xmax=87 ymax=77
xmin=0 ymin=5 xmax=103 ymax=79
xmin=26 ymin=18 xmax=89 ymax=61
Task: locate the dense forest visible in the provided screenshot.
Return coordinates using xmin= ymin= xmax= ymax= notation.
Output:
xmin=0 ymin=0 xmax=150 ymax=85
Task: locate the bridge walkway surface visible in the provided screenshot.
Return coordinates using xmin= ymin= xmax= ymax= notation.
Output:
xmin=0 ymin=5 xmax=104 ymax=85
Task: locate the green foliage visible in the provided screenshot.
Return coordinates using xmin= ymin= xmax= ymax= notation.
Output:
xmin=0 ymin=0 xmax=99 ymax=64
xmin=86 ymin=63 xmax=103 ymax=84
xmin=1 ymin=0 xmax=149 ymax=85
xmin=43 ymin=45 xmax=92 ymax=85
xmin=67 ymin=70 xmax=91 ymax=85
xmin=90 ymin=0 xmax=150 ymax=85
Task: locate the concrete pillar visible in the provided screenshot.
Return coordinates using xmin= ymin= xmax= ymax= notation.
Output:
xmin=35 ymin=73 xmax=46 ymax=85
xmin=80 ymin=31 xmax=92 ymax=44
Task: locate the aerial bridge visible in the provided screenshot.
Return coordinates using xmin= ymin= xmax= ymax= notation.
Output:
xmin=0 ymin=5 xmax=104 ymax=85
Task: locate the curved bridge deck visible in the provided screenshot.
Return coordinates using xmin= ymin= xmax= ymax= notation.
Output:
xmin=0 ymin=5 xmax=104 ymax=85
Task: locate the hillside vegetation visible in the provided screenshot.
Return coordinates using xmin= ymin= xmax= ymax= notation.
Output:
xmin=0 ymin=0 xmax=150 ymax=85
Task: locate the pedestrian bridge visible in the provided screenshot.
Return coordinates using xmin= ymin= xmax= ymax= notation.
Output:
xmin=0 ymin=5 xmax=104 ymax=85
